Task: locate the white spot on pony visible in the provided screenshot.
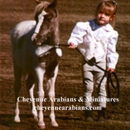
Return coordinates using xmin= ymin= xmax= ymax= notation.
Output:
xmin=31 ymin=10 xmax=47 ymax=44
xmin=36 ymin=44 xmax=53 ymax=56
xmin=13 ymin=20 xmax=36 ymax=40
xmin=56 ymin=48 xmax=62 ymax=57
xmin=35 ymin=10 xmax=47 ymax=34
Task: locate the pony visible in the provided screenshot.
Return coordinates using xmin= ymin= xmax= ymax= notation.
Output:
xmin=10 ymin=0 xmax=62 ymax=129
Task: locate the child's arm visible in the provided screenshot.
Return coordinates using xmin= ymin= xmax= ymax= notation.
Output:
xmin=107 ymin=31 xmax=119 ymax=71
xmin=68 ymin=22 xmax=87 ymax=47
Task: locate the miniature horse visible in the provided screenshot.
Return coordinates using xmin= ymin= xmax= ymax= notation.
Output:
xmin=10 ymin=0 xmax=62 ymax=129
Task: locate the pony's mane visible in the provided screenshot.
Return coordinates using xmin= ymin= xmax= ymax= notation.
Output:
xmin=34 ymin=1 xmax=50 ymax=22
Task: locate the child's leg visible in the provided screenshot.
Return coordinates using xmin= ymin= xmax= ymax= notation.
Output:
xmin=82 ymin=62 xmax=94 ymax=107
xmin=83 ymin=71 xmax=94 ymax=108
xmin=82 ymin=62 xmax=94 ymax=122
xmin=94 ymin=62 xmax=107 ymax=121
xmin=95 ymin=70 xmax=107 ymax=108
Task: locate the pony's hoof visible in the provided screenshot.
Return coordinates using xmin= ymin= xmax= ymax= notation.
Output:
xmin=51 ymin=121 xmax=58 ymax=127
xmin=14 ymin=116 xmax=21 ymax=123
xmin=39 ymin=125 xmax=45 ymax=129
xmin=38 ymin=122 xmax=45 ymax=129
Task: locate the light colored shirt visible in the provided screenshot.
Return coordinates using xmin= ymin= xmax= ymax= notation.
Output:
xmin=68 ymin=19 xmax=119 ymax=69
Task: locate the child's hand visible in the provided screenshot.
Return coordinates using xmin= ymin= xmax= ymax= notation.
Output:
xmin=68 ymin=42 xmax=76 ymax=49
xmin=107 ymin=68 xmax=115 ymax=73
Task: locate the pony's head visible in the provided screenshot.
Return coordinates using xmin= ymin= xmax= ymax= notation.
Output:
xmin=31 ymin=0 xmax=59 ymax=46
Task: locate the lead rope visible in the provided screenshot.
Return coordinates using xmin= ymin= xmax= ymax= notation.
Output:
xmin=40 ymin=43 xmax=120 ymax=105
xmin=98 ymin=71 xmax=120 ymax=105
xmin=107 ymin=72 xmax=120 ymax=104
xmin=75 ymin=47 xmax=120 ymax=105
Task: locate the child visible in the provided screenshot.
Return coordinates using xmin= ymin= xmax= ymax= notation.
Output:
xmin=68 ymin=0 xmax=119 ymax=122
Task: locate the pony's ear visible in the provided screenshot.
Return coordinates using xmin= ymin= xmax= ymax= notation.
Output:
xmin=35 ymin=0 xmax=41 ymax=4
xmin=48 ymin=0 xmax=57 ymax=8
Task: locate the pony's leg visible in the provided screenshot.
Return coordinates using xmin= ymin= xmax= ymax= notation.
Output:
xmin=26 ymin=74 xmax=38 ymax=121
xmin=35 ymin=68 xmax=45 ymax=129
xmin=13 ymin=65 xmax=22 ymax=122
xmin=47 ymin=65 xmax=59 ymax=127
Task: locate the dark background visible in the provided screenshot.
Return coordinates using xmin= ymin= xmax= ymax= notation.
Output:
xmin=0 ymin=0 xmax=130 ymax=129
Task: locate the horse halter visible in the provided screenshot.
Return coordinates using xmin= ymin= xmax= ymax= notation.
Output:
xmin=32 ymin=8 xmax=58 ymax=46
xmin=38 ymin=18 xmax=56 ymax=42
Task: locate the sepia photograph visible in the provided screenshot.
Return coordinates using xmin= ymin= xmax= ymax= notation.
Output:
xmin=0 ymin=0 xmax=130 ymax=129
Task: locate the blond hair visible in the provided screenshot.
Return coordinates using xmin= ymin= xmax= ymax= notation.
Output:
xmin=96 ymin=0 xmax=118 ymax=27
